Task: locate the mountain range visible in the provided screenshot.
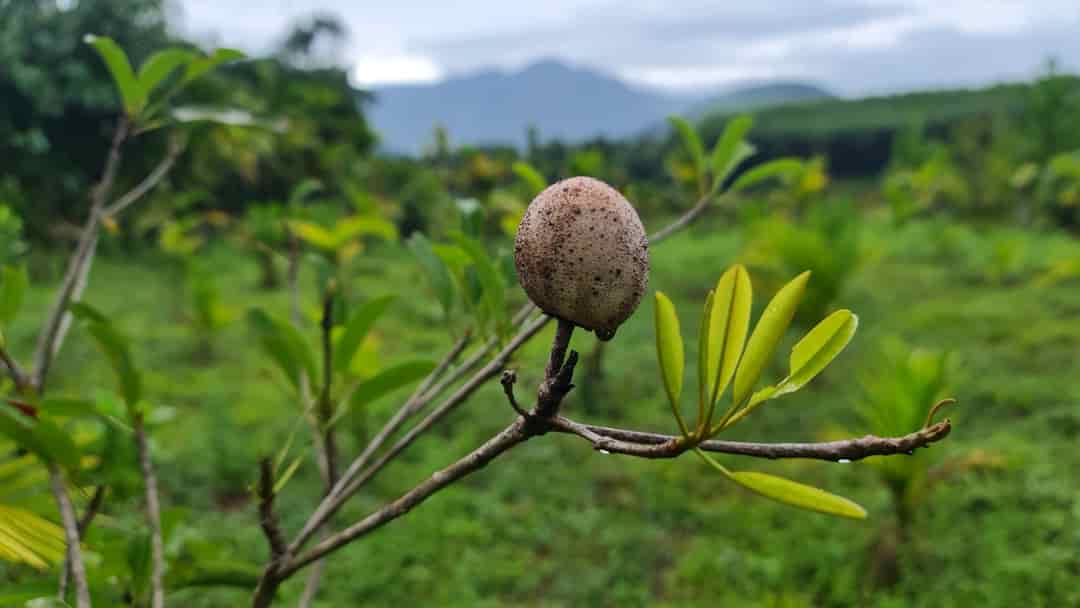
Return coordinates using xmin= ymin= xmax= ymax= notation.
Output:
xmin=365 ymin=59 xmax=830 ymax=154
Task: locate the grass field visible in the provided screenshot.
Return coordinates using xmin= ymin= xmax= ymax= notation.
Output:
xmin=5 ymin=210 xmax=1080 ymax=607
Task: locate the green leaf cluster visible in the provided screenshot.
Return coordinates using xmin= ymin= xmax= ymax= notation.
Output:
xmin=653 ymin=265 xmax=862 ymax=518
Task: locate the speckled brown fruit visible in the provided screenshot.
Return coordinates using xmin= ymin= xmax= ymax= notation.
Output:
xmin=514 ymin=176 xmax=649 ymax=341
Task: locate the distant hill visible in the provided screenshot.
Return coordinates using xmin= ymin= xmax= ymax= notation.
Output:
xmin=689 ymin=82 xmax=833 ymax=117
xmin=365 ymin=60 xmax=830 ymax=154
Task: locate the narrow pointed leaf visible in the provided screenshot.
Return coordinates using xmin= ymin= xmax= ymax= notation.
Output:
xmin=732 ymin=271 xmax=810 ymax=407
xmin=726 ymin=470 xmax=867 ymax=519
xmin=271 ymin=454 xmax=305 ymax=494
xmin=407 ymin=234 xmax=455 ymax=318
xmin=333 ymin=295 xmax=396 ymax=373
xmin=453 ymin=234 xmax=507 ymax=338
xmin=348 ymin=360 xmax=437 ymax=411
xmin=136 ymin=49 xmax=195 ymax=99
xmin=182 ymin=48 xmax=245 ymax=84
xmin=0 ymin=505 xmax=66 ymax=569
xmin=775 ymin=310 xmax=858 ymax=397
xmin=731 ymin=158 xmax=804 ymax=193
xmin=84 ymin=35 xmax=142 ymax=115
xmin=335 ymin=215 xmax=398 ymax=243
xmin=654 ymin=292 xmax=685 ymax=409
xmin=668 ymin=116 xmax=705 ymax=181
xmin=710 ymin=115 xmax=753 ymax=189
xmin=0 ymin=265 xmax=29 ymax=327
xmin=708 ymin=265 xmax=752 ymax=405
xmin=511 ymin=162 xmax=547 ymax=196
xmin=247 ymin=310 xmax=316 ymax=391
xmin=70 ymin=305 xmax=142 ymax=410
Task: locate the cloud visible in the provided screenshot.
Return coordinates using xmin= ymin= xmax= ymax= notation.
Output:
xmin=414 ymin=0 xmax=913 ymax=75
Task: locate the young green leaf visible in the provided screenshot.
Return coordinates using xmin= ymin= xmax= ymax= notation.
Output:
xmin=0 ymin=265 xmax=29 ymax=328
xmin=84 ymin=35 xmax=142 ymax=115
xmin=726 ymin=470 xmax=867 ymax=519
xmin=511 ymin=161 xmax=548 ymax=197
xmin=654 ymin=292 xmax=685 ymax=415
xmin=70 ymin=305 xmax=143 ymax=411
xmin=668 ymin=116 xmax=706 ymax=185
xmin=710 ymin=115 xmax=754 ymax=189
xmin=137 ymin=49 xmax=196 ymax=100
xmin=732 ymin=271 xmax=810 ymax=408
xmin=347 ymin=360 xmax=437 ymax=412
xmin=774 ymin=309 xmax=858 ymax=398
xmin=0 ymin=504 xmax=66 ymax=570
xmin=707 ymin=265 xmax=752 ymax=406
xmin=407 ymin=234 xmax=455 ymax=319
xmin=453 ymin=234 xmax=507 ymax=338
xmin=272 ymin=454 xmax=305 ymax=494
xmin=247 ymin=309 xmax=317 ymax=391
xmin=287 ymin=220 xmax=337 ymax=252
xmin=333 ymin=295 xmax=396 ymax=373
xmin=731 ymin=158 xmax=805 ymax=193
xmin=182 ymin=48 xmax=245 ymax=84
xmin=335 ymin=215 xmax=399 ymax=243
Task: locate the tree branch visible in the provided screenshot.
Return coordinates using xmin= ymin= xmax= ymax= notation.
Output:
xmin=253 ymin=458 xmax=288 ymax=608
xmin=60 ymin=486 xmax=107 ymax=600
xmin=102 ymin=134 xmax=186 ymax=217
xmin=288 ymin=313 xmax=549 ymax=555
xmin=49 ymin=464 xmax=90 ymax=608
xmin=646 ymin=194 xmax=712 ymax=244
xmin=549 ymin=417 xmax=953 ymax=461
xmin=134 ymin=415 xmax=166 ymax=608
xmin=280 ymin=418 xmax=534 ymax=578
xmin=0 ymin=345 xmax=29 ymax=393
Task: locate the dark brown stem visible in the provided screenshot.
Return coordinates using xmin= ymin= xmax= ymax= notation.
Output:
xmin=134 ymin=415 xmax=166 ymax=608
xmin=536 ymin=318 xmax=576 ymax=417
xmin=252 ymin=459 xmax=288 ymax=608
xmin=0 ymin=345 xmax=29 ymax=393
xmin=549 ymin=417 xmax=953 ymax=461
xmin=500 ymin=370 xmax=528 ymax=417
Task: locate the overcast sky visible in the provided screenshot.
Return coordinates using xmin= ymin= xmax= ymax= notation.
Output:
xmin=173 ymin=0 xmax=1080 ymax=95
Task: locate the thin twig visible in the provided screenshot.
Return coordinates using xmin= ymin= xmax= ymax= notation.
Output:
xmin=646 ymin=194 xmax=712 ymax=244
xmin=0 ymin=345 xmax=29 ymax=393
xmin=103 ymin=134 xmax=186 ymax=217
xmin=50 ymin=464 xmax=91 ymax=608
xmin=549 ymin=417 xmax=953 ymax=461
xmin=500 ymin=370 xmax=528 ymax=417
xmin=280 ymin=418 xmax=534 ymax=577
xmin=288 ymin=313 xmax=549 ymax=554
xmin=313 ymin=333 xmax=472 ymax=521
xmin=253 ymin=458 xmax=288 ymax=608
xmin=60 ymin=486 xmax=107 ymax=597
xmin=135 ymin=415 xmax=166 ymax=608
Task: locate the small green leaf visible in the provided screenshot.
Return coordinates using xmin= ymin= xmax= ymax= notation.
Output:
xmin=710 ymin=115 xmax=754 ymax=189
xmin=707 ymin=265 xmax=752 ymax=405
xmin=453 ymin=234 xmax=507 ymax=338
xmin=732 ymin=271 xmax=810 ymax=407
xmin=247 ymin=309 xmax=317 ymax=391
xmin=288 ymin=179 xmax=324 ymax=206
xmin=25 ymin=598 xmax=73 ymax=607
xmin=407 ymin=234 xmax=455 ymax=319
xmin=0 ymin=265 xmax=29 ymax=327
xmin=725 ymin=470 xmax=867 ymax=519
xmin=511 ymin=162 xmax=547 ymax=197
xmin=182 ymin=48 xmax=245 ymax=84
xmin=40 ymin=399 xmax=97 ymax=418
xmin=0 ymin=505 xmax=66 ymax=570
xmin=731 ymin=158 xmax=805 ymax=193
xmin=333 ymin=295 xmax=396 ymax=374
xmin=137 ymin=49 xmax=196 ymax=100
xmin=668 ymin=116 xmax=706 ymax=185
xmin=84 ymin=35 xmax=142 ymax=115
xmin=335 ymin=215 xmax=398 ymax=243
xmin=348 ymin=360 xmax=437 ymax=411
xmin=70 ymin=304 xmax=142 ymax=411
xmin=84 ymin=321 xmax=142 ymax=410
xmin=287 ymin=220 xmax=337 ymax=251
xmin=774 ymin=309 xmax=858 ymax=398
xmin=272 ymin=454 xmax=305 ymax=494
xmin=654 ymin=292 xmax=685 ymax=414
